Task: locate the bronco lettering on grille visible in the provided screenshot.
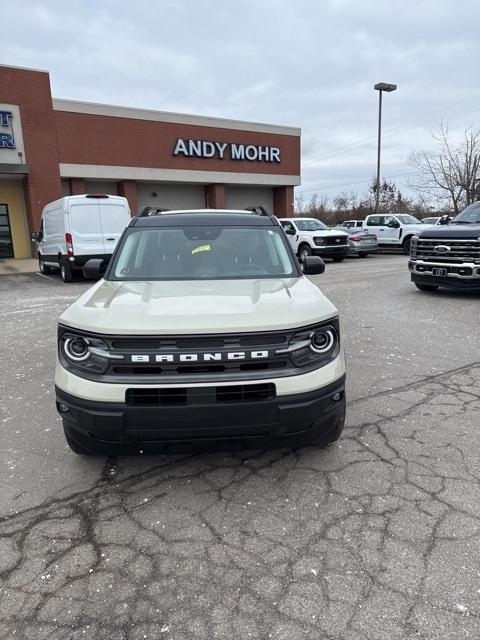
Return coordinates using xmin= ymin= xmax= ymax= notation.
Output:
xmin=131 ymin=351 xmax=269 ymax=364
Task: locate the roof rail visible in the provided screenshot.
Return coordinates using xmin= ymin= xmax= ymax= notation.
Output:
xmin=139 ymin=206 xmax=170 ymax=217
xmin=245 ymin=205 xmax=271 ymax=216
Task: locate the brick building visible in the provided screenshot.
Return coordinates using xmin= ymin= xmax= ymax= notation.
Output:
xmin=0 ymin=64 xmax=300 ymax=260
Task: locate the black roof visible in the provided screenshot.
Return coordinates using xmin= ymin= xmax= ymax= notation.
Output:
xmin=130 ymin=210 xmax=279 ymax=228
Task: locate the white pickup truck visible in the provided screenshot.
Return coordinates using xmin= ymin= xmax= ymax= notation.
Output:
xmin=278 ymin=218 xmax=349 ymax=262
xmin=362 ymin=213 xmax=429 ymax=254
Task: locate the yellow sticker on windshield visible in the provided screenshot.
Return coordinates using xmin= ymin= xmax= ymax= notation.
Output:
xmin=192 ymin=244 xmax=211 ymax=255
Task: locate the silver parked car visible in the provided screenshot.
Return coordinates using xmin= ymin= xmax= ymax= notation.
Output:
xmin=421 ymin=215 xmax=452 ymax=225
xmin=336 ymin=227 xmax=378 ymax=258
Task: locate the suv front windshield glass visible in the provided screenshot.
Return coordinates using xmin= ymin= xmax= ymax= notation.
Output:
xmin=110 ymin=225 xmax=297 ymax=280
xmin=452 ymin=202 xmax=480 ymax=224
xmin=295 ymin=219 xmax=328 ymax=231
xmin=396 ymin=214 xmax=421 ymax=224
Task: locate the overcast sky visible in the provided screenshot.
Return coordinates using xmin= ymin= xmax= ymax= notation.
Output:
xmin=2 ymin=0 xmax=479 ymax=202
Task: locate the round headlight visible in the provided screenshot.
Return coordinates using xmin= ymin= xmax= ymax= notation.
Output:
xmin=64 ymin=336 xmax=90 ymax=362
xmin=310 ymin=328 xmax=335 ymax=354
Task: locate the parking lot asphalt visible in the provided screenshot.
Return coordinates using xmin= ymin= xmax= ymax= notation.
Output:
xmin=1 ymin=254 xmax=479 ymax=639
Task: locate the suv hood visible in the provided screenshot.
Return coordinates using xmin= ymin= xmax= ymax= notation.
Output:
xmin=300 ymin=229 xmax=348 ymax=237
xmin=60 ymin=277 xmax=338 ymax=335
xmin=418 ymin=224 xmax=480 ymax=239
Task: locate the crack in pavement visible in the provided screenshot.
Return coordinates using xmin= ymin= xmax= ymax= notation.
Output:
xmin=1 ymin=364 xmax=480 ymax=639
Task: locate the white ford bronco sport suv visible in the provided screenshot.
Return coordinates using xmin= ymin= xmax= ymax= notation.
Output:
xmin=55 ymin=209 xmax=346 ymax=455
xmin=278 ymin=218 xmax=349 ymax=263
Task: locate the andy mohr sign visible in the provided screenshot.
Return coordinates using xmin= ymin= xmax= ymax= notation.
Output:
xmin=173 ymin=138 xmax=281 ymax=163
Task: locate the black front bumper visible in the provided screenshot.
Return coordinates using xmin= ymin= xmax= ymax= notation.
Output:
xmin=410 ymin=272 xmax=480 ymax=291
xmin=312 ymin=246 xmax=349 ymax=258
xmin=409 ymin=260 xmax=480 ymax=291
xmin=56 ymin=376 xmax=346 ymax=454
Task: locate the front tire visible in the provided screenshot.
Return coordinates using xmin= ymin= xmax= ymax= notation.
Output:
xmin=298 ymin=244 xmax=312 ymax=263
xmin=415 ymin=283 xmax=438 ymax=292
xmin=60 ymin=260 xmax=74 ymax=283
xmin=63 ymin=424 xmax=92 ymax=455
xmin=332 ymin=257 xmax=345 ymax=263
xmin=358 ymin=252 xmax=368 ymax=258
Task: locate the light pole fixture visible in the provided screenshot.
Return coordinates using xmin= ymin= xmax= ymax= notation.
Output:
xmin=374 ymin=82 xmax=397 ymax=213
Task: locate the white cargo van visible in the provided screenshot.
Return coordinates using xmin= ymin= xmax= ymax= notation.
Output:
xmin=32 ymin=194 xmax=131 ymax=282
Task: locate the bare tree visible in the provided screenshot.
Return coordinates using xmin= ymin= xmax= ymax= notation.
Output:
xmin=333 ymin=190 xmax=358 ymax=213
xmin=408 ymin=123 xmax=480 ymax=214
xmin=294 ymin=192 xmax=330 ymax=218
xmin=294 ymin=193 xmax=306 ymax=214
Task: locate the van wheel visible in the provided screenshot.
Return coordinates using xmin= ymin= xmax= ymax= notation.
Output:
xmin=63 ymin=424 xmax=92 ymax=455
xmin=60 ymin=261 xmax=74 ymax=283
xmin=402 ymin=237 xmax=412 ymax=254
xmin=38 ymin=255 xmax=52 ymax=274
xmin=358 ymin=252 xmax=368 ymax=258
xmin=298 ymin=244 xmax=312 ymax=262
xmin=332 ymin=257 xmax=345 ymax=263
xmin=415 ymin=283 xmax=438 ymax=292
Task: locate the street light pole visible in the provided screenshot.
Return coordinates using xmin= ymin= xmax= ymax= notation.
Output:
xmin=374 ymin=82 xmax=397 ymax=214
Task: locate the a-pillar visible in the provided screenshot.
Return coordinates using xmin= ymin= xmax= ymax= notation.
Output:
xmin=117 ymin=180 xmax=138 ymax=216
xmin=205 ymin=184 xmax=225 ymax=209
xmin=70 ymin=178 xmax=86 ymax=195
xmin=273 ymin=186 xmax=294 ymax=217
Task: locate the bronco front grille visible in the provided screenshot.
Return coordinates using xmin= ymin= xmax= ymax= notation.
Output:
xmin=102 ymin=330 xmax=291 ymax=380
xmin=58 ymin=319 xmax=340 ymax=384
xmin=414 ymin=238 xmax=480 ymax=263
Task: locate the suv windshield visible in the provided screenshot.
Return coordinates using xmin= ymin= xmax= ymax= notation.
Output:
xmin=452 ymin=202 xmax=480 ymax=224
xmin=396 ymin=214 xmax=421 ymax=224
xmin=295 ymin=219 xmax=328 ymax=231
xmin=109 ymin=225 xmax=298 ymax=280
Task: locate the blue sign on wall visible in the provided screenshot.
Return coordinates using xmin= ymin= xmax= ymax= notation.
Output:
xmin=0 ymin=111 xmax=15 ymax=149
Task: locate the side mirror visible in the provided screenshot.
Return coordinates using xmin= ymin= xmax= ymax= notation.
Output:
xmin=387 ymin=220 xmax=400 ymax=228
xmin=83 ymin=258 xmax=106 ymax=280
xmin=285 ymin=228 xmax=295 ymax=235
xmin=31 ymin=232 xmax=40 ymax=242
xmin=439 ymin=215 xmax=450 ymax=225
xmin=302 ymin=256 xmax=325 ymax=275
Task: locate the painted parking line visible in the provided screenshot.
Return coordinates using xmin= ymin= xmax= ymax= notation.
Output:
xmin=34 ymin=271 xmax=59 ymax=282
